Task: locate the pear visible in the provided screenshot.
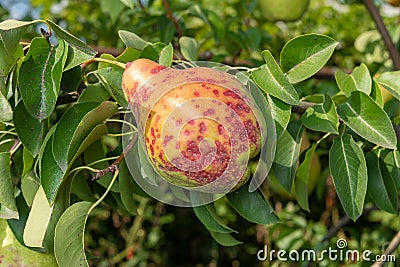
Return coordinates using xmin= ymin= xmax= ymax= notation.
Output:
xmin=0 ymin=219 xmax=58 ymax=266
xmin=259 ymin=0 xmax=309 ymax=22
xmin=122 ymin=59 xmax=262 ymax=193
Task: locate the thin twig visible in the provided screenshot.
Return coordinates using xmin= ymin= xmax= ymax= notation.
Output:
xmin=291 ymin=101 xmax=316 ymax=115
xmin=9 ymin=140 xmax=21 ymax=157
xmin=92 ymin=133 xmax=138 ymax=181
xmin=371 ymin=230 xmax=400 ymax=267
xmin=81 ymin=57 xmax=126 ymax=70
xmin=161 ymin=0 xmax=182 ymax=38
xmin=322 ymin=206 xmax=379 ymax=242
xmin=56 ymin=92 xmax=79 ymax=106
xmin=137 ymin=0 xmax=148 ymax=15
xmin=363 ymin=0 xmax=400 ymax=70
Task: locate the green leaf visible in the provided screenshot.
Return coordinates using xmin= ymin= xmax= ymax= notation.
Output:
xmin=69 ymin=124 xmax=109 ymax=166
xmin=159 ymin=43 xmax=173 ymax=67
xmin=22 ymin=147 xmax=34 ymax=176
xmin=384 ymin=150 xmax=400 ymax=191
xmin=23 ymin=186 xmax=53 ymax=248
xmin=19 ymin=37 xmax=68 ymax=120
xmin=119 ymin=160 xmax=139 ymax=215
xmin=335 ymin=64 xmax=371 ymax=97
xmin=6 ymin=194 xmax=29 ymax=245
xmin=55 ymin=168 xmax=118 ymax=266
xmin=0 ymin=91 xmax=12 ymax=122
xmin=337 ymin=91 xmax=397 ymax=149
xmin=301 ymin=94 xmax=339 ymax=134
xmin=60 ymin=65 xmax=82 ymax=93
xmin=366 ymin=150 xmax=398 ymax=213
xmin=78 ymin=83 xmax=110 ymax=103
xmin=40 ymin=130 xmax=64 ymax=203
xmin=52 ymin=102 xmax=100 ymax=172
xmin=93 ymin=67 xmax=128 ymax=107
xmin=193 ymin=204 xmax=235 ymax=234
xmin=226 ymin=187 xmax=279 ymax=224
xmin=42 ymin=180 xmax=71 ymax=252
xmin=0 ymin=39 xmax=23 ymax=91
xmin=271 ymin=120 xmax=303 ymax=192
xmin=21 ymin=171 xmax=39 ymax=206
xmin=84 ymin=140 xmax=119 ymax=193
xmin=209 ymin=231 xmax=242 ymax=246
xmin=329 ymin=135 xmax=367 ymax=220
xmin=100 ymin=0 xmax=125 ymax=24
xmin=0 ymin=19 xmax=36 ymax=30
xmin=252 ymin=50 xmax=299 ymax=105
xmin=117 ymin=47 xmax=141 ymax=63
xmin=295 ymin=143 xmax=317 ymax=211
xmin=119 ymin=145 xmax=150 ymax=199
xmin=39 ymin=121 xmax=107 ymax=203
xmin=370 ymin=79 xmax=383 ymax=108
xmin=190 ymin=6 xmax=225 ymax=43
xmin=13 ymin=101 xmax=45 ymax=156
xmin=54 ymin=201 xmax=92 ymax=267
xmin=0 ymin=19 xmax=36 ymax=55
xmin=120 ymin=0 xmax=134 ymax=8
xmin=46 ymin=20 xmax=96 ymax=71
xmin=118 ymin=30 xmax=149 ymax=50
xmin=179 ymin=36 xmax=199 ymax=61
xmin=66 ymin=101 xmax=118 ymax=163
xmin=52 ymin=101 xmax=117 ymax=172
xmin=137 ymin=140 xmax=159 ymax=184
xmin=71 ymin=171 xmax=96 ymax=202
xmin=4 ymin=62 xmax=18 ymax=99
xmin=280 ymin=34 xmax=338 ymax=84
xmin=0 ymin=152 xmax=18 ymax=219
xmin=302 ymin=94 xmax=325 ymax=103
xmin=97 ymin=54 xmax=117 ymax=69
xmin=140 ymin=42 xmax=166 ymax=61
xmin=375 ymin=71 xmax=400 ymax=101
xmin=157 ymin=17 xmax=175 ymax=44
xmin=266 ymin=94 xmax=291 ymax=138
xmin=204 ymin=9 xmax=225 ymax=43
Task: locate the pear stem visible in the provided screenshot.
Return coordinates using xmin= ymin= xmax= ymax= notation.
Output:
xmin=82 ymin=57 xmax=126 ymax=69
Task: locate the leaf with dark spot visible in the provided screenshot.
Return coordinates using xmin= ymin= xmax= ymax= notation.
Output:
xmin=19 ymin=37 xmax=68 ymax=120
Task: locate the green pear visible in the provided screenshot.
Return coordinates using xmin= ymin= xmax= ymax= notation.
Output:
xmin=259 ymin=0 xmax=309 ymax=22
xmin=0 ymin=219 xmax=58 ymax=267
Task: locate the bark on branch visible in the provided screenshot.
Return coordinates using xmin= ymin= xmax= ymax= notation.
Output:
xmin=363 ymin=0 xmax=400 ymax=70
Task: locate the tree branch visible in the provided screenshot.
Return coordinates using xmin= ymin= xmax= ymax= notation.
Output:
xmin=137 ymin=0 xmax=148 ymax=15
xmin=363 ymin=0 xmax=400 ymax=70
xmin=161 ymin=0 xmax=182 ymax=38
xmin=321 ymin=206 xmax=378 ymax=242
xmin=371 ymin=230 xmax=400 ymax=267
xmin=92 ymin=133 xmax=138 ymax=181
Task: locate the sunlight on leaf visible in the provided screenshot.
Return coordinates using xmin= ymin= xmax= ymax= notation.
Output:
xmin=329 ymin=135 xmax=367 ymax=221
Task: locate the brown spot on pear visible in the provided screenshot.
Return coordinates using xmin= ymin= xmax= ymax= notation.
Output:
xmin=122 ymin=58 xmax=167 ymax=103
xmin=122 ymin=59 xmax=262 ymax=193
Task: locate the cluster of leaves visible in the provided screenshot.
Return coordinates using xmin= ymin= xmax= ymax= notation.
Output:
xmin=0 ymin=15 xmax=399 ymax=266
xmin=16 ymin=0 xmax=397 ymax=70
